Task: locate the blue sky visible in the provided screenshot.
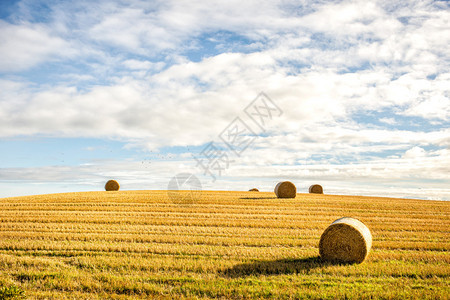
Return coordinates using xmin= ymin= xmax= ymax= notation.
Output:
xmin=0 ymin=0 xmax=449 ymax=200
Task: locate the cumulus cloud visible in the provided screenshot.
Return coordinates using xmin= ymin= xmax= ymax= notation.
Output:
xmin=0 ymin=0 xmax=449 ymax=199
xmin=0 ymin=21 xmax=76 ymax=72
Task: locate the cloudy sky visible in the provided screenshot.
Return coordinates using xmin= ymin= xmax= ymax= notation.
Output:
xmin=0 ymin=0 xmax=449 ymax=200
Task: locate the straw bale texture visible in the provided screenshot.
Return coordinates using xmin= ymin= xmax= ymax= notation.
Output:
xmin=105 ymin=180 xmax=120 ymax=191
xmin=319 ymin=217 xmax=372 ymax=263
xmin=309 ymin=184 xmax=323 ymax=194
xmin=274 ymin=181 xmax=297 ymax=198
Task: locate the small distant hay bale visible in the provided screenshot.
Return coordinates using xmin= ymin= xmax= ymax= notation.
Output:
xmin=309 ymin=184 xmax=323 ymax=194
xmin=249 ymin=188 xmax=259 ymax=192
xmin=105 ymin=180 xmax=120 ymax=191
xmin=319 ymin=217 xmax=372 ymax=264
xmin=274 ymin=181 xmax=296 ymax=198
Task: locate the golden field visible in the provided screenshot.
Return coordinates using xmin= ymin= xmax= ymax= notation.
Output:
xmin=0 ymin=190 xmax=449 ymax=299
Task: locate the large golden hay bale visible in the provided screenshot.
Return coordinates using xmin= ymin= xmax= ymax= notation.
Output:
xmin=105 ymin=180 xmax=120 ymax=191
xmin=319 ymin=217 xmax=372 ymax=264
xmin=274 ymin=181 xmax=296 ymax=198
xmin=309 ymin=184 xmax=323 ymax=194
xmin=249 ymin=188 xmax=259 ymax=192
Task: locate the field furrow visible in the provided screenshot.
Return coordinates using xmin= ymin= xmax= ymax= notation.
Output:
xmin=0 ymin=191 xmax=448 ymax=299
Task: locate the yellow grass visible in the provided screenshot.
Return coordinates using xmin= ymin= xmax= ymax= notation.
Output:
xmin=0 ymin=191 xmax=449 ymax=299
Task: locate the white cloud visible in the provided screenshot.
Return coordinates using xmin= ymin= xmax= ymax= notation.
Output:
xmin=122 ymin=59 xmax=165 ymax=71
xmin=0 ymin=21 xmax=75 ymax=72
xmin=402 ymin=73 xmax=450 ymax=121
xmin=379 ymin=117 xmax=397 ymax=125
xmin=403 ymin=146 xmax=426 ymax=159
xmin=89 ymin=6 xmax=176 ymax=52
xmin=1 ymin=0 xmax=449 ymax=200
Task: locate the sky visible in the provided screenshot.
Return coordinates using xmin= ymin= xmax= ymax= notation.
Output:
xmin=0 ymin=0 xmax=449 ymax=200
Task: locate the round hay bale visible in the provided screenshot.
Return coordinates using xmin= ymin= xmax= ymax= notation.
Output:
xmin=249 ymin=188 xmax=259 ymax=192
xmin=319 ymin=217 xmax=372 ymax=264
xmin=309 ymin=184 xmax=323 ymax=194
xmin=274 ymin=181 xmax=296 ymax=198
xmin=105 ymin=180 xmax=120 ymax=191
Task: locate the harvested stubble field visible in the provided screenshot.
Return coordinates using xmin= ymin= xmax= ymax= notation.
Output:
xmin=0 ymin=191 xmax=449 ymax=299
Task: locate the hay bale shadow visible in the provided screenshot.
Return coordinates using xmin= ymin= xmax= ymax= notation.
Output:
xmin=220 ymin=256 xmax=352 ymax=278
